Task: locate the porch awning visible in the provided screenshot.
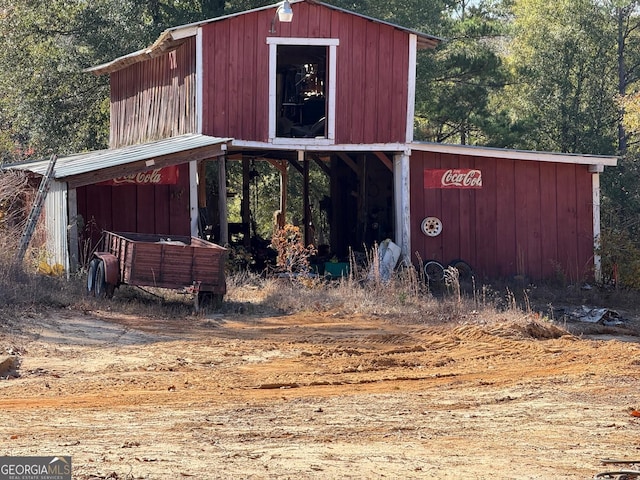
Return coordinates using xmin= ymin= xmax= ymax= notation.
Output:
xmin=7 ymin=134 xmax=231 ymax=189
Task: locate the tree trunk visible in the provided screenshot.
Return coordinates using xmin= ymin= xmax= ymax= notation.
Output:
xmin=617 ymin=6 xmax=628 ymax=155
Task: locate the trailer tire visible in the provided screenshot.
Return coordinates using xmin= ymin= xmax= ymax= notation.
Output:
xmin=87 ymin=258 xmax=99 ymax=296
xmin=448 ymin=259 xmax=474 ymax=282
xmin=95 ymin=260 xmax=108 ymax=298
xmin=424 ymin=260 xmax=445 ymax=283
xmin=197 ymin=292 xmax=223 ymax=311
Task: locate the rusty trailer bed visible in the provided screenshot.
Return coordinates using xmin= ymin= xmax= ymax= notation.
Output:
xmin=99 ymin=231 xmax=227 ymax=295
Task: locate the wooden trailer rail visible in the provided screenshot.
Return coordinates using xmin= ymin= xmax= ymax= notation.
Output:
xmin=87 ymin=231 xmax=228 ymax=305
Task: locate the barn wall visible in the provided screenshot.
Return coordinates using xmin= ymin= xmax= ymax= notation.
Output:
xmin=109 ymin=38 xmax=197 ymax=148
xmin=200 ymin=2 xmax=410 ymax=143
xmin=410 ymin=151 xmax=595 ymax=282
xmin=76 ymin=163 xmax=191 ymax=249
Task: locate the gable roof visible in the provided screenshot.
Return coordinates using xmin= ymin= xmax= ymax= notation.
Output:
xmin=86 ymin=0 xmax=442 ymax=75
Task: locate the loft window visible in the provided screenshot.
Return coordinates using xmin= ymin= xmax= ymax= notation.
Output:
xmin=267 ymin=38 xmax=338 ymax=144
xmin=277 ymin=45 xmax=326 ymax=138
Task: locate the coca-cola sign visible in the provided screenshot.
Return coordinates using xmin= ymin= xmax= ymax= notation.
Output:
xmin=424 ymin=169 xmax=483 ymax=189
xmin=98 ymin=166 xmax=179 ymax=186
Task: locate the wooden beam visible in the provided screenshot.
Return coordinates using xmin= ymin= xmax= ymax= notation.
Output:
xmin=197 ymin=160 xmax=207 ymax=208
xmin=309 ymin=153 xmax=331 ymax=177
xmin=374 ymin=152 xmax=393 ymax=172
xmin=287 ymin=158 xmax=304 ymax=174
xmin=278 ymin=164 xmax=287 ymax=231
xmin=265 ymin=160 xmax=288 ymax=231
xmin=65 ymin=145 xmax=227 ymax=189
xmin=337 ymin=152 xmax=358 ymax=174
xmin=242 ymin=157 xmax=251 ymax=247
xmin=303 ymin=157 xmax=312 ymax=246
xmin=266 ymin=159 xmax=288 ymax=175
xmin=218 ymin=157 xmax=228 ymax=245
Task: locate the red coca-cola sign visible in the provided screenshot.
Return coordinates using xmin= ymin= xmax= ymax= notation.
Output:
xmin=98 ymin=166 xmax=179 ymax=186
xmin=424 ymin=169 xmax=482 ymax=189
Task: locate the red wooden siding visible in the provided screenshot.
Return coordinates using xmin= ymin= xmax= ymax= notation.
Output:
xmin=200 ymin=2 xmax=410 ymax=143
xmin=410 ymin=151 xmax=596 ymax=282
xmin=76 ymin=164 xmax=191 ymax=247
xmin=109 ymin=38 xmax=197 ymax=148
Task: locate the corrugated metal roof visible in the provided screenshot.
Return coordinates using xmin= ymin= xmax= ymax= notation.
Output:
xmin=7 ymin=134 xmax=231 ymax=179
xmin=87 ymin=0 xmax=442 ymax=75
xmin=410 ymin=142 xmax=618 ymax=167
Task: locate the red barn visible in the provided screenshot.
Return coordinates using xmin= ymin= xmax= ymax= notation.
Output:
xmin=10 ymin=0 xmax=616 ymax=283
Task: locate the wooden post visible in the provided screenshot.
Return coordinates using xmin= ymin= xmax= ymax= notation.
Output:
xmin=242 ymin=157 xmax=251 ymax=247
xmin=394 ymin=152 xmax=411 ymax=264
xmin=267 ymin=159 xmax=289 ymax=232
xmin=218 ymin=156 xmax=228 ymax=245
xmin=278 ymin=161 xmax=287 ymax=231
xmin=358 ymin=154 xmax=367 ymax=247
xmin=303 ymin=153 xmax=312 ymax=246
xmin=197 ymin=160 xmax=207 ymax=209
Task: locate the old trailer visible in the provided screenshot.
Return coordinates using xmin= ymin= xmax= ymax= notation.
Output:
xmin=87 ymin=231 xmax=227 ymax=308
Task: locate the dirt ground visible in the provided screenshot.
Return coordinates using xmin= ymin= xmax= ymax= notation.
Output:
xmin=1 ymin=302 xmax=640 ymax=479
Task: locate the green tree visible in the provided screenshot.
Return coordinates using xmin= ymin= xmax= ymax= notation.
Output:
xmin=414 ymin=0 xmax=511 ymax=145
xmin=502 ymin=0 xmax=618 ymax=154
xmin=0 ymin=0 xmax=160 ymax=161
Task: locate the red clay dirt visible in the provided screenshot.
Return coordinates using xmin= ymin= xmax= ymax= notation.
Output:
xmin=1 ymin=307 xmax=639 ymax=479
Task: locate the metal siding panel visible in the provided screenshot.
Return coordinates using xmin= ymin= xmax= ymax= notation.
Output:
xmin=389 ymin=30 xmax=407 ymax=143
xmin=45 ymin=180 xmax=68 ymax=270
xmin=349 ymin=17 xmax=368 ymax=143
xmin=255 ymin=10 xmax=271 ymax=141
xmin=556 ymin=163 xmax=579 ymax=281
xmin=111 ymin=185 xmax=137 ymax=232
xmin=522 ymin=161 xmax=542 ymax=279
xmin=241 ymin=13 xmax=258 ymax=139
xmin=307 ymin=2 xmax=321 ymax=37
xmin=422 ymin=152 xmax=445 ymax=264
xmin=211 ymin=20 xmax=230 ymax=137
xmin=439 ymin=154 xmax=461 ymax=265
xmin=363 ymin=22 xmax=380 ymax=144
xmin=495 ymin=159 xmax=516 ymax=277
xmin=136 ymin=185 xmax=156 ymax=233
xmin=334 ymin=11 xmax=353 ymax=144
xmin=473 ymin=157 xmax=497 ymax=279
xmin=227 ymin=16 xmax=244 ymax=137
xmin=457 ymin=155 xmax=477 ymax=270
xmin=108 ymin=39 xmax=196 ymax=148
xmin=375 ymin=28 xmax=392 ymax=142
xmin=89 ymin=186 xmax=114 ymax=233
xmin=576 ymin=165 xmax=595 ymax=280
xmin=168 ymin=163 xmax=191 ymax=235
xmin=154 ymin=185 xmax=171 ymax=234
xmin=87 ymin=5 xmax=439 ymax=147
xmin=539 ymin=162 xmax=559 ymax=278
xmin=317 ymin=4 xmax=333 ymax=37
xmin=409 ymin=151 xmax=425 ymax=264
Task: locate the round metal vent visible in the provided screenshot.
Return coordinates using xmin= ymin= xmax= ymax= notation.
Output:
xmin=421 ymin=217 xmax=443 ymax=237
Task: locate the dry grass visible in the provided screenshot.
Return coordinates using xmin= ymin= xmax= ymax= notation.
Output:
xmin=0 ymin=170 xmax=594 ymax=332
xmin=223 ymin=262 xmax=543 ymax=332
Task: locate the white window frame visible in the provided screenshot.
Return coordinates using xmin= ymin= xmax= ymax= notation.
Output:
xmin=266 ymin=37 xmax=339 ymax=146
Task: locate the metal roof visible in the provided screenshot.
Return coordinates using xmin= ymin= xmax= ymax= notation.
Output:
xmin=410 ymin=142 xmax=618 ymax=167
xmin=7 ymin=134 xmax=231 ymax=181
xmin=87 ymin=0 xmax=442 ymax=75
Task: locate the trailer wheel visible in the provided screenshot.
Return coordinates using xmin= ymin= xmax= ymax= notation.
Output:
xmin=197 ymin=292 xmax=223 ymax=311
xmin=86 ymin=258 xmax=99 ymax=296
xmin=424 ymin=260 xmax=445 ymax=283
xmin=448 ymin=259 xmax=474 ymax=282
xmin=94 ymin=260 xmax=106 ymax=297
